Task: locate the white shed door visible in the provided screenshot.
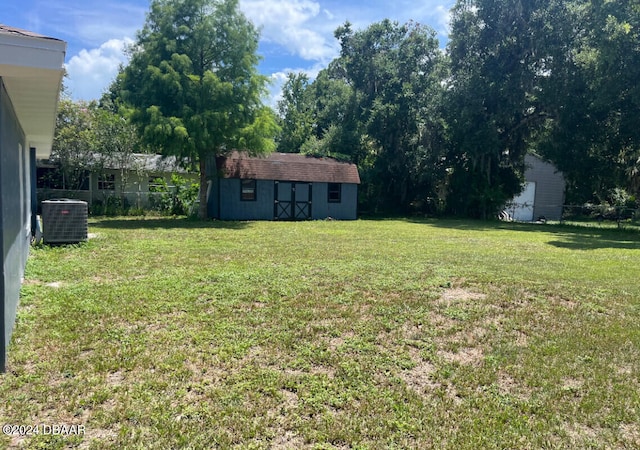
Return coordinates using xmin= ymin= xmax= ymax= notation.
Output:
xmin=511 ymin=182 xmax=536 ymax=221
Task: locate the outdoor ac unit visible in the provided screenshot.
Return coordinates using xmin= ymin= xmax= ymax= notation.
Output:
xmin=42 ymin=199 xmax=88 ymax=244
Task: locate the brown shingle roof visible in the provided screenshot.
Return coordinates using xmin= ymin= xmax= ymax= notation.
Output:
xmin=218 ymin=152 xmax=360 ymax=184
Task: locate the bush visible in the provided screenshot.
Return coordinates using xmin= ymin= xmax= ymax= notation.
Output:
xmin=91 ymin=196 xmax=130 ymax=216
xmin=149 ymin=175 xmax=199 ymax=216
xmin=566 ymin=189 xmax=638 ymax=225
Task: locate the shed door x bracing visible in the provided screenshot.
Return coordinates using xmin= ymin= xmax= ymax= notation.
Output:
xmin=274 ymin=181 xmax=312 ymax=220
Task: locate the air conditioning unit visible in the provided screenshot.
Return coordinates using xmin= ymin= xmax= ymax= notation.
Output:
xmin=42 ymin=199 xmax=88 ymax=244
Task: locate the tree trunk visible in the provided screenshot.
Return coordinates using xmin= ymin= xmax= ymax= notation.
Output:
xmin=199 ymin=158 xmax=208 ymax=220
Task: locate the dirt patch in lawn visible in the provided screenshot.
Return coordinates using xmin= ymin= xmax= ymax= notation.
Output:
xmin=438 ymin=287 xmax=486 ymax=305
xmin=399 ymin=360 xmax=438 ymax=393
xmin=438 ymin=346 xmax=484 ymax=366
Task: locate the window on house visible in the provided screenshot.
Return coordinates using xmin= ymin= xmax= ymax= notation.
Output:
xmin=328 ymin=183 xmax=341 ymax=203
xmin=98 ymin=173 xmax=116 ymax=191
xmin=241 ymin=179 xmax=256 ymax=201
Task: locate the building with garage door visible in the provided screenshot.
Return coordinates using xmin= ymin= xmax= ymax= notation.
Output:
xmin=505 ymin=154 xmax=566 ymax=221
xmin=207 ymin=152 xmax=360 ymax=220
xmin=0 ymin=25 xmax=66 ymax=371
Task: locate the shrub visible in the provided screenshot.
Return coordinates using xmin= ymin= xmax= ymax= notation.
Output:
xmin=149 ymin=175 xmax=199 ymax=216
xmin=91 ymin=196 xmax=130 ymax=216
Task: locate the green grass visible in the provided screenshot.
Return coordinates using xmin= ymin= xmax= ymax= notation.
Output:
xmin=2 ymin=217 xmax=640 ymax=449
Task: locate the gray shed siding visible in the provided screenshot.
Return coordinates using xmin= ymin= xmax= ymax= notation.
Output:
xmin=211 ymin=179 xmax=358 ymax=221
xmin=524 ymin=154 xmax=565 ymax=221
xmin=0 ymin=79 xmax=31 ymax=371
xmin=311 ymin=183 xmax=358 ymax=220
xmin=217 ymin=179 xmax=275 ymax=220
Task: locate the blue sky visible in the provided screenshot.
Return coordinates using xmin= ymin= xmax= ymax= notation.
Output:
xmin=4 ymin=0 xmax=454 ymax=106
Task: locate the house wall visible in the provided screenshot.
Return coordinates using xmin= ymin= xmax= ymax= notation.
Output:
xmin=90 ymin=169 xmax=149 ymax=208
xmin=0 ymin=78 xmax=30 ymax=371
xmin=38 ymin=169 xmax=198 ymax=210
xmin=524 ymin=154 xmax=565 ymax=221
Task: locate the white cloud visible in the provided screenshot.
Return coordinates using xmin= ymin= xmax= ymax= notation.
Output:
xmin=65 ymin=38 xmax=133 ymax=101
xmin=241 ymin=0 xmax=339 ymax=64
xmin=433 ymin=4 xmax=453 ymax=38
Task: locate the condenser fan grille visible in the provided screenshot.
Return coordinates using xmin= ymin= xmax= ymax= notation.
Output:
xmin=42 ymin=199 xmax=88 ymax=244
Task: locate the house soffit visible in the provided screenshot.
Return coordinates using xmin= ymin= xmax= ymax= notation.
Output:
xmin=0 ymin=25 xmax=66 ymax=158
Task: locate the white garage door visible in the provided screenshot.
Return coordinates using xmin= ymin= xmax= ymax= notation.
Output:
xmin=509 ymin=182 xmax=536 ymax=221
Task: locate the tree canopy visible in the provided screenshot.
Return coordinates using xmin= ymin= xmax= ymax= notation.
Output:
xmin=276 ymin=20 xmax=447 ymax=214
xmin=78 ymin=0 xmax=639 ymax=219
xmin=273 ymin=1 xmax=639 ymax=217
xmin=114 ymin=0 xmax=278 ymax=218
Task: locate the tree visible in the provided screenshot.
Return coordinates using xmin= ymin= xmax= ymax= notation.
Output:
xmin=92 ymin=108 xmax=144 ymax=206
xmin=50 ymin=98 xmax=97 ymax=192
xmin=300 ymin=65 xmax=363 ymax=162
xmin=334 ymin=20 xmax=447 ymax=212
xmin=536 ymin=0 xmax=640 ymax=203
xmin=50 ymin=96 xmax=145 ymax=211
xmin=116 ymin=0 xmax=278 ymax=218
xmin=276 ymin=72 xmax=314 ymax=153
xmin=445 ymin=0 xmax=556 ymax=218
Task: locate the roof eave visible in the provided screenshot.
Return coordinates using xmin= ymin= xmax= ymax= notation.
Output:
xmin=0 ymin=27 xmax=66 ymax=158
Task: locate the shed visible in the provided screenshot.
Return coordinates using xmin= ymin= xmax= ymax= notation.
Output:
xmin=506 ymin=154 xmax=566 ymax=221
xmin=0 ymin=25 xmax=66 ymax=371
xmin=208 ymin=152 xmax=361 ymax=220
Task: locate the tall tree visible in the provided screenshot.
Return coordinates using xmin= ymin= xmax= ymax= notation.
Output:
xmin=276 ymin=72 xmax=314 ymax=153
xmin=116 ymin=0 xmax=278 ymax=218
xmin=301 ymin=65 xmax=362 ymax=162
xmin=445 ymin=0 xmax=556 ymax=218
xmin=334 ymin=20 xmax=446 ymax=212
xmin=537 ymin=0 xmax=640 ymax=203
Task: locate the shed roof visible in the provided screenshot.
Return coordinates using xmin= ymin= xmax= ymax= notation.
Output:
xmin=218 ymin=152 xmax=361 ymax=184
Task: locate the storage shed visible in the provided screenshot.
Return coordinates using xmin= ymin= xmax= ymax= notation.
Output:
xmin=506 ymin=154 xmax=566 ymax=221
xmin=0 ymin=25 xmax=66 ymax=371
xmin=208 ymin=152 xmax=361 ymax=220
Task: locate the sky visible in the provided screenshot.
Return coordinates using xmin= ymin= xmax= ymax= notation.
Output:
xmin=4 ymin=0 xmax=455 ymax=107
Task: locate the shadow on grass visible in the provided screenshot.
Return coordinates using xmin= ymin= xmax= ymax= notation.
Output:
xmin=547 ymin=235 xmax=640 ymax=250
xmin=402 ymin=216 xmax=640 ymax=250
xmin=90 ymin=217 xmax=252 ymax=231
xmin=90 ymin=215 xmax=640 ymax=249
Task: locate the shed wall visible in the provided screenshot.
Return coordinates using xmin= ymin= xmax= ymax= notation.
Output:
xmin=311 ymin=183 xmax=358 ymax=220
xmin=218 ymin=179 xmax=275 ymax=220
xmin=0 ymin=78 xmax=30 ymax=371
xmin=213 ymin=179 xmax=358 ymax=220
xmin=524 ymin=154 xmax=565 ymax=221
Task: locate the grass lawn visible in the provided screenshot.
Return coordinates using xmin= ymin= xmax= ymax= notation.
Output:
xmin=1 ymin=217 xmax=639 ymax=449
